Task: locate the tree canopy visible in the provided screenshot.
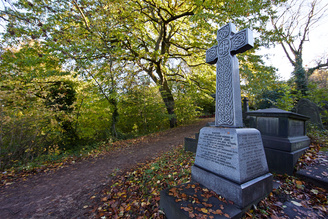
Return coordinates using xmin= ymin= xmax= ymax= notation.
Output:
xmin=0 ymin=0 xmax=289 ymax=169
xmin=1 ymin=0 xmax=284 ymax=127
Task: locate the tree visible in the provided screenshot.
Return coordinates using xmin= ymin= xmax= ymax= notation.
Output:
xmin=270 ymin=0 xmax=328 ymax=95
xmin=44 ymin=80 xmax=79 ymax=149
xmin=1 ymin=0 xmax=285 ymax=128
xmin=107 ymin=0 xmax=286 ymax=127
xmin=0 ymin=42 xmax=70 ymax=168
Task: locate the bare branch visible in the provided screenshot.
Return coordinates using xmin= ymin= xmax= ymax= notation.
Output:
xmin=298 ymin=0 xmax=316 ymax=54
xmin=307 ymin=59 xmax=328 ymax=75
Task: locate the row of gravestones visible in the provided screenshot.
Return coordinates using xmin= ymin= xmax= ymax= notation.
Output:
xmin=185 ymin=107 xmax=311 ymax=175
xmin=165 ymin=107 xmax=311 ymax=218
xmin=159 ymin=23 xmax=314 ymax=219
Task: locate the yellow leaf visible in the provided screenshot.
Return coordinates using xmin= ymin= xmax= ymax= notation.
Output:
xmin=125 ymin=205 xmax=131 ymax=211
xmin=201 ymin=208 xmax=208 ymax=214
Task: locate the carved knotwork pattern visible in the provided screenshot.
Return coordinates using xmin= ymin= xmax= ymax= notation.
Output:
xmin=231 ymin=29 xmax=247 ymax=51
xmin=216 ymin=24 xmax=234 ymax=126
xmin=217 ymin=24 xmax=230 ymax=41
xmin=216 ymin=55 xmax=233 ymax=126
xmin=206 ymin=45 xmax=218 ymax=63
xmin=206 ymin=23 xmax=253 ymax=127
xmin=218 ymin=39 xmax=230 ymax=56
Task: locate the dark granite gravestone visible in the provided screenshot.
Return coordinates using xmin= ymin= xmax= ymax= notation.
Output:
xmin=297 ymin=151 xmax=328 ymax=190
xmin=242 ymin=97 xmax=250 ymax=127
xmin=247 ymin=108 xmax=310 ymax=175
xmin=183 ymin=133 xmax=199 ymax=153
xmin=160 ymin=23 xmax=272 ymax=218
xmin=295 ymin=98 xmax=324 ymax=129
xmin=184 ymin=122 xmax=213 ymax=153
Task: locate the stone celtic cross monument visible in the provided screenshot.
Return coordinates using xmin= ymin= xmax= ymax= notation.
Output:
xmin=191 ymin=23 xmax=273 ymax=210
xmin=206 ymin=23 xmax=253 ymax=127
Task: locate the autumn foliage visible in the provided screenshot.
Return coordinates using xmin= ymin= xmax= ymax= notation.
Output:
xmin=84 ymin=144 xmax=327 ymax=218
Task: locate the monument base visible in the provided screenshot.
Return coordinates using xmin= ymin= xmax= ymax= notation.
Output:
xmin=261 ymin=135 xmax=310 ymax=152
xmin=264 ymin=147 xmax=309 ymax=175
xmin=190 ymin=126 xmax=273 ymax=209
xmin=160 ymin=183 xmax=244 ymax=219
xmin=191 ymin=165 xmax=273 ymax=209
xmin=261 ymin=135 xmax=310 ymax=175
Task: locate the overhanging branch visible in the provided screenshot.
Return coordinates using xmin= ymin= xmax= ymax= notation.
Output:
xmin=307 ymin=59 xmax=328 ymax=76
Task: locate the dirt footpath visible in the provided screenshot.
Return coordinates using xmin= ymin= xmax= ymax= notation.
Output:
xmin=0 ymin=118 xmax=213 ymax=218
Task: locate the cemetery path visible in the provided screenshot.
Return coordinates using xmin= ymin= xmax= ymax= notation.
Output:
xmin=0 ymin=118 xmax=214 ymax=219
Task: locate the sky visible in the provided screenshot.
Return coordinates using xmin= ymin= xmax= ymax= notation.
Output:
xmin=257 ymin=1 xmax=328 ymax=81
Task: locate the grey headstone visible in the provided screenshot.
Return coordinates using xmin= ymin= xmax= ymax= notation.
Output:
xmin=295 ymin=98 xmax=324 ymax=129
xmin=192 ymin=23 xmax=271 ymax=209
xmin=191 ymin=127 xmax=272 ymax=208
xmin=206 ymin=23 xmax=253 ymax=127
xmin=194 ymin=127 xmax=268 ymax=184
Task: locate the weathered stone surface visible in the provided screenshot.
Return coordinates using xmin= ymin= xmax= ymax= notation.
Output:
xmin=184 ymin=137 xmax=198 ymax=153
xmin=294 ymin=98 xmax=324 ymax=129
xmin=247 ymin=108 xmax=309 ymax=138
xmin=261 ymin=135 xmax=310 ymax=152
xmin=205 ymin=23 xmax=253 ymax=127
xmin=264 ymin=147 xmax=308 ymax=175
xmin=160 ymin=183 xmax=243 ymax=219
xmin=297 ymin=151 xmax=328 ymax=189
xmin=194 ymin=127 xmax=268 ymax=184
xmin=191 ymin=166 xmax=273 ymax=208
xmin=191 ymin=126 xmax=272 ymax=209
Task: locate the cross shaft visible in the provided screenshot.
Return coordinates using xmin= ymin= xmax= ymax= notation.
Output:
xmin=206 ymin=23 xmax=253 ymax=127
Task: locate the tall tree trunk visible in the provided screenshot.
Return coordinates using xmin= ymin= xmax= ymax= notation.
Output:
xmin=110 ymin=97 xmax=118 ymax=138
xmin=159 ymin=82 xmax=177 ymax=128
xmin=293 ymin=54 xmax=308 ymax=96
xmin=109 ymin=56 xmax=118 ymax=138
